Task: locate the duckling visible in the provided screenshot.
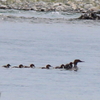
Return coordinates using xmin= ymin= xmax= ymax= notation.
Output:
xmin=2 ymin=64 xmax=11 ymax=68
xmin=24 ymin=64 xmax=35 ymax=68
xmin=55 ymin=64 xmax=65 ymax=69
xmin=12 ymin=64 xmax=24 ymax=68
xmin=41 ymin=64 xmax=52 ymax=69
xmin=64 ymin=62 xmax=73 ymax=70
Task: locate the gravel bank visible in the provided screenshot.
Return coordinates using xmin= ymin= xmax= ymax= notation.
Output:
xmin=0 ymin=0 xmax=100 ymax=12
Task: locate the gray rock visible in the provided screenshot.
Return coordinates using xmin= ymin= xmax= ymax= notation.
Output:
xmin=0 ymin=5 xmax=7 ymax=9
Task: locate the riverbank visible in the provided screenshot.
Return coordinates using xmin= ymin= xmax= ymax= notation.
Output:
xmin=0 ymin=0 xmax=100 ymax=12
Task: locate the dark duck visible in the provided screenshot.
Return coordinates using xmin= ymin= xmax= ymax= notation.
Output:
xmin=12 ymin=64 xmax=24 ymax=68
xmin=2 ymin=64 xmax=11 ymax=68
xmin=64 ymin=62 xmax=73 ymax=70
xmin=41 ymin=64 xmax=52 ymax=69
xmin=55 ymin=64 xmax=65 ymax=69
xmin=73 ymin=59 xmax=84 ymax=71
xmin=24 ymin=64 xmax=35 ymax=68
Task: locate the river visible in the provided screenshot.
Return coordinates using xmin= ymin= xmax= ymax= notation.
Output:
xmin=0 ymin=9 xmax=100 ymax=100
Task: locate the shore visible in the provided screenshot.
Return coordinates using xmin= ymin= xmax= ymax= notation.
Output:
xmin=0 ymin=0 xmax=100 ymax=12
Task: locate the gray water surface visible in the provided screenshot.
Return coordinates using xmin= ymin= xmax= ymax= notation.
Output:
xmin=0 ymin=10 xmax=100 ymax=100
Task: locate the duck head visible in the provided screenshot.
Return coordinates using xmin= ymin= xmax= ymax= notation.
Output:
xmin=30 ymin=64 xmax=35 ymax=68
xmin=19 ymin=64 xmax=23 ymax=68
xmin=7 ymin=64 xmax=11 ymax=67
xmin=69 ymin=62 xmax=73 ymax=65
xmin=73 ymin=59 xmax=84 ymax=66
xmin=46 ymin=64 xmax=52 ymax=69
xmin=60 ymin=64 xmax=65 ymax=68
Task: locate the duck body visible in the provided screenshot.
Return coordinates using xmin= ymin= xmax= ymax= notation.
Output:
xmin=64 ymin=62 xmax=73 ymax=70
xmin=41 ymin=64 xmax=52 ymax=69
xmin=12 ymin=64 xmax=24 ymax=68
xmin=2 ymin=64 xmax=11 ymax=68
xmin=24 ymin=64 xmax=35 ymax=68
xmin=55 ymin=64 xmax=65 ymax=69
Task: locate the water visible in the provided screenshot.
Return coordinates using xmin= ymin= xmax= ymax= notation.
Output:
xmin=0 ymin=9 xmax=80 ymax=18
xmin=0 ymin=9 xmax=100 ymax=100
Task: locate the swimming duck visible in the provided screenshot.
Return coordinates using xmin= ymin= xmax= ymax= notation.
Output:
xmin=41 ymin=64 xmax=52 ymax=69
xmin=24 ymin=64 xmax=35 ymax=68
xmin=55 ymin=64 xmax=65 ymax=69
xmin=2 ymin=64 xmax=11 ymax=68
xmin=12 ymin=64 xmax=24 ymax=68
xmin=64 ymin=62 xmax=73 ymax=70
xmin=73 ymin=59 xmax=84 ymax=71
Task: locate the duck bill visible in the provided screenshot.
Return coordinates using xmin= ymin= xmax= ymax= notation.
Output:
xmin=80 ymin=60 xmax=84 ymax=62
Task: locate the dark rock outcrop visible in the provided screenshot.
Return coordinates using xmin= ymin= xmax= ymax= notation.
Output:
xmin=78 ymin=11 xmax=100 ymax=20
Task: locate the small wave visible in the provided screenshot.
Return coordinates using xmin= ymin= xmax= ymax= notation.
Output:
xmin=0 ymin=13 xmax=100 ymax=25
xmin=0 ymin=14 xmax=74 ymax=23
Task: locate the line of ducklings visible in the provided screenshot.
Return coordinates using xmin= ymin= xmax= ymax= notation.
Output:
xmin=2 ymin=59 xmax=84 ymax=71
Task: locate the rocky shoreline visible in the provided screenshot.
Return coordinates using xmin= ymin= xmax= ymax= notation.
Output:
xmin=0 ymin=0 xmax=100 ymax=20
xmin=78 ymin=11 xmax=100 ymax=20
xmin=0 ymin=0 xmax=100 ymax=12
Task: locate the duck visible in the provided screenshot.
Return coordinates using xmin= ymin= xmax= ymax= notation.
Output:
xmin=55 ymin=64 xmax=65 ymax=69
xmin=2 ymin=64 xmax=11 ymax=68
xmin=64 ymin=62 xmax=73 ymax=70
xmin=12 ymin=64 xmax=24 ymax=68
xmin=73 ymin=59 xmax=84 ymax=71
xmin=24 ymin=64 xmax=35 ymax=68
xmin=41 ymin=64 xmax=52 ymax=69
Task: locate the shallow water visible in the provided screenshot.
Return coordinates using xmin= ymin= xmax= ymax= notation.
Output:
xmin=0 ymin=9 xmax=80 ymax=18
xmin=0 ymin=9 xmax=100 ymax=100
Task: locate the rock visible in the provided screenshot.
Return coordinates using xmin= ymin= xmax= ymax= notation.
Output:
xmin=88 ymin=7 xmax=99 ymax=11
xmin=0 ymin=5 xmax=7 ymax=9
xmin=55 ymin=5 xmax=72 ymax=11
xmin=53 ymin=2 xmax=73 ymax=11
xmin=35 ymin=1 xmax=47 ymax=7
xmin=83 ymin=3 xmax=93 ymax=10
xmin=96 ymin=10 xmax=100 ymax=14
xmin=14 ymin=0 xmax=21 ymax=3
xmin=37 ymin=7 xmax=47 ymax=12
xmin=53 ymin=2 xmax=63 ymax=7
xmin=78 ymin=12 xmax=100 ymax=20
xmin=71 ymin=3 xmax=77 ymax=10
xmin=0 ymin=0 xmax=7 ymax=1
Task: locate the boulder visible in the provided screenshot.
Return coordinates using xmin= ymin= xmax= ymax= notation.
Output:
xmin=83 ymin=3 xmax=93 ymax=10
xmin=78 ymin=12 xmax=100 ymax=20
xmin=53 ymin=3 xmax=73 ymax=11
xmin=0 ymin=5 xmax=7 ymax=9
